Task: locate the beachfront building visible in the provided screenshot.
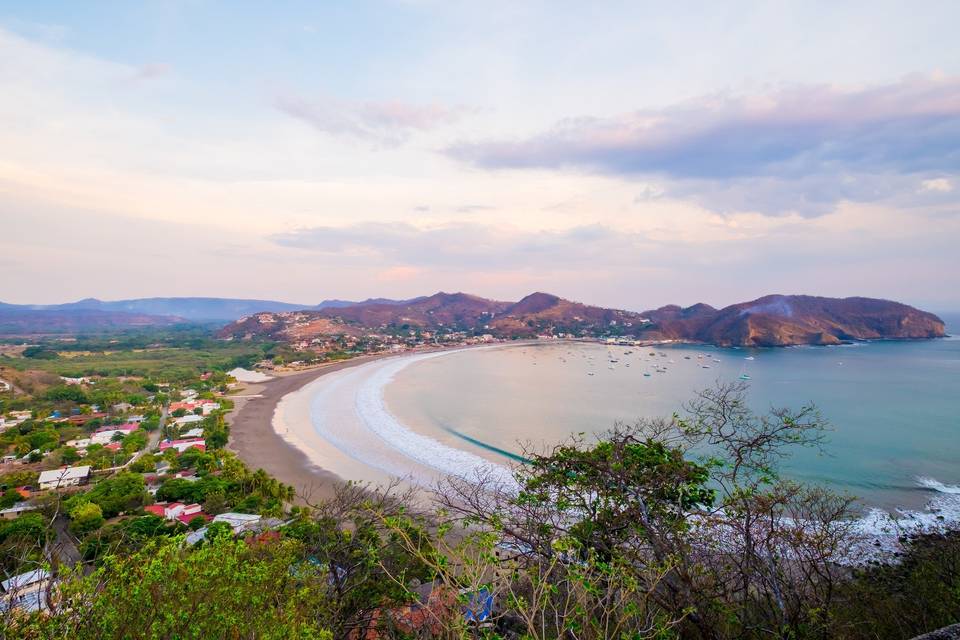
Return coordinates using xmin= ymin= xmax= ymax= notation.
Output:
xmin=38 ymin=465 xmax=91 ymax=490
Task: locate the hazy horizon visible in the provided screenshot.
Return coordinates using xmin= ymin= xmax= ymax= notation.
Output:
xmin=2 ymin=2 xmax=958 ymax=310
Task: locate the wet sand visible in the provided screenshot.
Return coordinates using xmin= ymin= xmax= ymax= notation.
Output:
xmin=226 ymin=355 xmax=390 ymax=504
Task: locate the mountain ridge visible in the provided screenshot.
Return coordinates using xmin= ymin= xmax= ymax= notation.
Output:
xmin=218 ymin=292 xmax=946 ymax=347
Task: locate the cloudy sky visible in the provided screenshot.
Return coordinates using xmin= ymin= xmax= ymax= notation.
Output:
xmin=1 ymin=1 xmax=958 ymax=311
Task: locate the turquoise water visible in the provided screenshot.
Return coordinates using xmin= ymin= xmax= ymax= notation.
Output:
xmin=385 ymin=321 xmax=960 ymax=511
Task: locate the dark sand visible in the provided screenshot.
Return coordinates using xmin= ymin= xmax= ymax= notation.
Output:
xmin=226 ymin=355 xmax=389 ymax=504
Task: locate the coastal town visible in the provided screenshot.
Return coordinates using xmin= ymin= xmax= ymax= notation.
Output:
xmin=0 ymin=362 xmax=291 ymax=617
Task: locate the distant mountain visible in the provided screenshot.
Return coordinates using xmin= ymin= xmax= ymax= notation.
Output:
xmin=0 ymin=296 xmax=420 ymax=324
xmin=0 ymin=297 xmax=313 ymax=322
xmin=0 ymin=308 xmax=185 ymax=335
xmin=218 ymin=292 xmax=946 ymax=346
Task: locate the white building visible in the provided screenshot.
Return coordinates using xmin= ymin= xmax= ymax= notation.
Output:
xmin=38 ymin=466 xmax=91 ymax=490
xmin=90 ymin=424 xmax=139 ymax=445
xmin=180 ymin=427 xmax=204 ymax=439
xmin=174 ymin=414 xmax=204 ymax=426
xmin=213 ymin=512 xmax=261 ymax=533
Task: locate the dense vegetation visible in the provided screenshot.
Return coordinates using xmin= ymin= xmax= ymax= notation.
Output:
xmin=3 ymin=382 xmax=959 ymax=639
xmin=0 ymin=326 xmax=300 ymax=381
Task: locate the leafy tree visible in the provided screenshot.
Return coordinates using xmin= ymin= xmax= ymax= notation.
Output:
xmin=24 ymin=537 xmax=333 ymax=639
xmin=69 ymin=501 xmax=105 ymax=536
xmin=85 ymin=473 xmax=148 ymax=518
xmin=59 ymin=446 xmax=81 ymax=465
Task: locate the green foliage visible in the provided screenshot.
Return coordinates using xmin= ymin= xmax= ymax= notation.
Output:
xmin=521 ymin=436 xmax=713 ymax=556
xmin=22 ymin=346 xmax=59 ymax=359
xmin=0 ymin=512 xmax=46 ymax=545
xmin=44 ymin=385 xmax=89 ymax=403
xmin=69 ymin=501 xmax=105 ymax=536
xmin=83 ymin=473 xmax=148 ymax=518
xmin=24 ymin=537 xmax=333 ymax=639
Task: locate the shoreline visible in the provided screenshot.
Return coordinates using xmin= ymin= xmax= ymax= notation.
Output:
xmin=226 ymin=343 xmax=530 ymax=503
xmin=226 ymin=354 xmax=393 ymax=503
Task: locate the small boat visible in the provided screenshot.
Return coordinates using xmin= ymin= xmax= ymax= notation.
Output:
xmin=643 ymin=372 xmax=651 ymax=377
xmin=744 ymin=356 xmax=755 ymax=361
xmin=702 ymin=365 xmax=711 ymax=369
xmin=739 ymin=373 xmax=751 ymax=380
xmin=587 ymin=372 xmax=594 ymax=376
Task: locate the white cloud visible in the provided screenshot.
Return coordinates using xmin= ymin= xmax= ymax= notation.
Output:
xmin=920 ymin=177 xmax=954 ymax=193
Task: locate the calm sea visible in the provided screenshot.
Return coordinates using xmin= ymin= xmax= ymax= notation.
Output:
xmin=385 ymin=315 xmax=960 ymax=511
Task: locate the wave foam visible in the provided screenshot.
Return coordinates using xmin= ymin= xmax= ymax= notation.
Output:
xmin=916 ymin=476 xmax=960 ymax=494
xmin=354 ymin=351 xmax=517 ymax=490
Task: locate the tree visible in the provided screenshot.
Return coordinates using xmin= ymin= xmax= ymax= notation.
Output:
xmin=70 ymin=501 xmax=105 ymax=536
xmin=59 ymin=446 xmax=81 ymax=465
xmin=85 ymin=473 xmax=148 ymax=518
xmin=20 ymin=537 xmax=333 ymax=639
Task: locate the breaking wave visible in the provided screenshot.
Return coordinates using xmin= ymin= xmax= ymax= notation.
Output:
xmin=353 ymin=351 xmax=517 ymax=489
xmin=916 ymin=476 xmax=960 ymax=494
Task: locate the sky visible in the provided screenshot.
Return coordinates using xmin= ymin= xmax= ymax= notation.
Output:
xmin=1 ymin=1 xmax=959 ymax=312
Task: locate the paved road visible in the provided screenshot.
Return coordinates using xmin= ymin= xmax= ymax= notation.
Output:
xmin=52 ymin=515 xmax=82 ymax=567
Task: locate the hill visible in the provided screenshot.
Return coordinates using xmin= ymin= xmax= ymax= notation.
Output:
xmin=217 ymin=292 xmax=946 ymax=346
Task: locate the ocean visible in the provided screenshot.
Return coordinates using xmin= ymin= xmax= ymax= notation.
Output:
xmin=383 ymin=318 xmax=960 ymax=512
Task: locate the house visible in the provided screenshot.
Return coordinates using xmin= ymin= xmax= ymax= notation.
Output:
xmin=90 ymin=423 xmax=139 ymax=445
xmin=180 ymin=427 xmax=204 ymax=439
xmin=13 ymin=486 xmax=30 ymax=499
xmin=111 ymin=402 xmax=134 ymax=413
xmin=0 ymin=503 xmax=38 ymax=520
xmin=213 ymin=512 xmax=261 ymax=533
xmin=169 ymin=400 xmax=220 ymax=416
xmin=1 ymin=568 xmax=51 ymax=614
xmin=173 ymin=414 xmax=204 ymax=426
xmin=144 ymin=501 xmax=206 ymax=523
xmin=65 ymin=438 xmax=91 ymax=449
xmin=38 ymin=465 xmax=91 ymax=490
xmin=158 ymin=438 xmax=205 ymax=454
xmin=67 ymin=412 xmax=107 ymax=426
xmin=104 ymin=442 xmax=122 ymax=452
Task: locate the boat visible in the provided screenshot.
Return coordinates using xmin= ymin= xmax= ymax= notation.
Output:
xmin=587 ymin=372 xmax=594 ymax=376
xmin=643 ymin=372 xmax=651 ymax=377
xmin=744 ymin=356 xmax=755 ymax=361
xmin=739 ymin=373 xmax=751 ymax=380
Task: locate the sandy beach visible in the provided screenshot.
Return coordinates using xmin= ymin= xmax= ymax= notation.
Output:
xmin=226 ymin=344 xmax=525 ymax=504
xmin=226 ymin=354 xmax=391 ymax=503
